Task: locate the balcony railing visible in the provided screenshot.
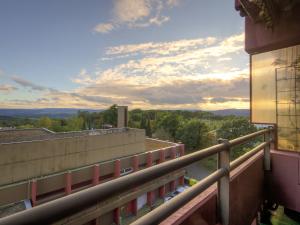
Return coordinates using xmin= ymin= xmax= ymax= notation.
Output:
xmin=0 ymin=128 xmax=274 ymax=225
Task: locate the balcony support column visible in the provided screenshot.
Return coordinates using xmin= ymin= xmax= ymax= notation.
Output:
xmin=170 ymin=147 xmax=177 ymax=192
xmin=92 ymin=165 xmax=100 ymax=224
xmin=113 ymin=160 xmax=121 ymax=225
xmin=159 ymin=149 xmax=166 ymax=198
xmin=30 ymin=179 xmax=37 ymax=207
xmin=65 ymin=171 xmax=72 ymax=195
xmin=93 ymin=164 xmax=100 ymax=186
xmin=146 ymin=152 xmax=153 ymax=207
xmin=217 ymin=139 xmax=230 ymax=225
xmin=131 ymin=155 xmax=139 ymax=215
xmin=179 ymin=144 xmax=185 ymax=185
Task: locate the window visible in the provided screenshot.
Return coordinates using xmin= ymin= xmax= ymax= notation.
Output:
xmin=251 ymin=44 xmax=300 ymax=151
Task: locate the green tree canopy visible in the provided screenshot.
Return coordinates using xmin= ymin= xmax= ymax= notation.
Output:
xmin=157 ymin=113 xmax=181 ymax=141
xmin=102 ymin=104 xmax=118 ymax=127
xmin=38 ymin=116 xmax=52 ymax=129
xmin=217 ymin=117 xmax=258 ymax=160
xmin=176 ymin=119 xmax=209 ymax=150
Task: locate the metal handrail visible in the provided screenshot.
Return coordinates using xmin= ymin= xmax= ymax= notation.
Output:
xmin=0 ymin=128 xmax=273 ymax=225
xmin=230 ymin=141 xmax=269 ymax=170
xmin=132 ymin=133 xmax=273 ymax=225
xmin=131 ymin=168 xmax=227 ymax=225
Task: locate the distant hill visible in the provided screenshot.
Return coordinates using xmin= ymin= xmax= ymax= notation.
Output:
xmin=209 ymin=109 xmax=250 ymax=117
xmin=0 ymin=108 xmax=102 ymax=118
xmin=0 ymin=108 xmax=250 ymax=118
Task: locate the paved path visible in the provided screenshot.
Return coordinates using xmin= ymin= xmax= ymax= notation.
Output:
xmin=185 ymin=162 xmax=211 ymax=180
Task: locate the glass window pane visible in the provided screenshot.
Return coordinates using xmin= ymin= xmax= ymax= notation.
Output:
xmin=251 ymin=44 xmax=300 ymax=152
xmin=278 ymin=139 xmax=298 ymax=151
xmin=277 ymin=103 xmax=296 ymax=116
xmin=277 ymin=91 xmax=295 ymax=104
xmin=277 ymin=116 xmax=297 ymax=128
xmin=251 ymin=52 xmax=277 ymax=123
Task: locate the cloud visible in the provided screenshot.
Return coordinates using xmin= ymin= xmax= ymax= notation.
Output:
xmin=167 ymin=0 xmax=180 ymax=7
xmin=94 ymin=0 xmax=180 ymax=33
xmin=93 ymin=23 xmax=115 ymax=33
xmin=210 ymin=97 xmax=249 ymax=103
xmin=11 ymin=76 xmax=49 ymax=91
xmin=100 ymin=33 xmax=245 ymax=82
xmin=114 ymin=0 xmax=151 ymax=23
xmin=3 ymin=32 xmax=249 ymax=110
xmin=75 ymin=76 xmax=249 ymax=106
xmin=71 ymin=69 xmax=95 ymax=85
xmin=0 ymin=84 xmax=17 ymax=93
xmin=105 ymin=36 xmax=218 ymax=56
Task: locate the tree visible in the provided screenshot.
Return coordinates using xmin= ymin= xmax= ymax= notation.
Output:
xmin=217 ymin=117 xmax=257 ymax=140
xmin=157 ymin=113 xmax=181 ymax=141
xmin=145 ymin=118 xmax=152 ymax=137
xmin=66 ymin=117 xmax=84 ymax=131
xmin=176 ymin=119 xmax=209 ymax=151
xmin=38 ymin=117 xmax=52 ymax=129
xmin=217 ymin=117 xmax=257 ymax=159
xmin=102 ymin=104 xmax=118 ymax=127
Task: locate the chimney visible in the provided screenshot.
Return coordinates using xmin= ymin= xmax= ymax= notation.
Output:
xmin=117 ymin=106 xmax=128 ymax=128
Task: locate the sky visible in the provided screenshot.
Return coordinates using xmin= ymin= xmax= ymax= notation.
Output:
xmin=0 ymin=0 xmax=249 ymax=110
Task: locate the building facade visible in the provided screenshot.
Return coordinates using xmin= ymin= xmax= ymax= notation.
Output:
xmin=0 ymin=128 xmax=185 ymax=224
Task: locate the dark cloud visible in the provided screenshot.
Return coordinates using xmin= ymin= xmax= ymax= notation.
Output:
xmin=77 ymin=76 xmax=249 ymax=106
xmin=11 ymin=76 xmax=48 ymax=91
xmin=70 ymin=93 xmax=116 ymax=104
xmin=210 ymin=97 xmax=249 ymax=103
xmin=0 ymin=84 xmax=17 ymax=93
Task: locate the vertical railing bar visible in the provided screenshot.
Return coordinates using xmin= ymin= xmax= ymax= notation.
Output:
xmin=217 ymin=138 xmax=230 ymax=225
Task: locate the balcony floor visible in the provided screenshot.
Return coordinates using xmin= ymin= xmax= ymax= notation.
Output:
xmin=267 ymin=205 xmax=300 ymax=225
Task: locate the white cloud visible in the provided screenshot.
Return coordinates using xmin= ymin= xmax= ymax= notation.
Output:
xmin=93 ymin=23 xmax=115 ymax=33
xmin=101 ymin=33 xmax=245 ymax=83
xmin=94 ymin=0 xmax=179 ymax=33
xmin=105 ymin=36 xmax=218 ymax=56
xmin=71 ymin=69 xmax=94 ymax=85
xmin=114 ymin=0 xmax=151 ymax=23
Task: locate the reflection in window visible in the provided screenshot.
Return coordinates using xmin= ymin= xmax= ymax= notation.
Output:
xmin=251 ymin=44 xmax=300 ymax=151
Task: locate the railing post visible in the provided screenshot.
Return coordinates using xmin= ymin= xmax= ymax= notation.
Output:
xmin=264 ymin=129 xmax=271 ymax=171
xmin=217 ymin=138 xmax=230 ymax=225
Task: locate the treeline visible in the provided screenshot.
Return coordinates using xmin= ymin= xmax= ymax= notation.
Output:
xmin=1 ymin=105 xmax=258 ymax=157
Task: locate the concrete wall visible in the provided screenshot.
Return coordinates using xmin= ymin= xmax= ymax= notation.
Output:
xmin=0 ymin=128 xmax=145 ymax=186
xmin=0 ymin=128 xmax=52 ymax=144
xmin=145 ymin=138 xmax=176 ymax=151
xmin=0 ymin=143 xmax=183 ymax=207
xmin=268 ymin=150 xmax=300 ymax=213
